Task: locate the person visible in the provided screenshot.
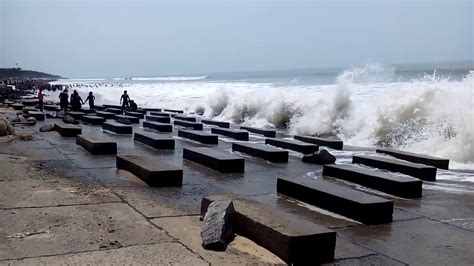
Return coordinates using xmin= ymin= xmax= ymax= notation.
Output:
xmin=70 ymin=90 xmax=84 ymax=111
xmin=37 ymin=88 xmax=45 ymax=112
xmin=120 ymin=90 xmax=130 ymax=110
xmin=83 ymin=91 xmax=96 ymax=111
xmin=59 ymin=89 xmax=69 ymax=112
xmin=129 ymin=100 xmax=138 ymax=111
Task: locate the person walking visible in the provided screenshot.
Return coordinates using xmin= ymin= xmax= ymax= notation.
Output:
xmin=59 ymin=89 xmax=69 ymax=112
xmin=83 ymin=91 xmax=96 ymax=111
xmin=120 ymin=90 xmax=130 ymax=111
xmin=37 ymin=88 xmax=45 ymax=112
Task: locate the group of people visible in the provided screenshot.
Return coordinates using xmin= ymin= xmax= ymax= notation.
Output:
xmin=48 ymin=89 xmax=137 ymax=113
xmin=58 ymin=89 xmax=96 ymax=112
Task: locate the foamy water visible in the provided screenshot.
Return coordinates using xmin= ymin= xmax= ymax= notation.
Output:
xmin=49 ymin=66 xmax=474 ymax=169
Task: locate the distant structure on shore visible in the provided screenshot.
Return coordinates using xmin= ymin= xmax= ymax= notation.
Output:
xmin=0 ymin=67 xmax=63 ymax=80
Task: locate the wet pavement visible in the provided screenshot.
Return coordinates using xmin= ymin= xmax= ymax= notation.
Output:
xmin=1 ymin=115 xmax=473 ymax=265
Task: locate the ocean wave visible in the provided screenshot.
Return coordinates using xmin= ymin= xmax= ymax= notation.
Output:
xmin=131 ymin=76 xmax=208 ymax=81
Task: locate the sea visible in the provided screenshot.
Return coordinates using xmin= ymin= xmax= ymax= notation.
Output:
xmin=49 ymin=64 xmax=474 ymax=174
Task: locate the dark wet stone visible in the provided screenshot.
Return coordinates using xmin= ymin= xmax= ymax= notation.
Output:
xmin=302 ymin=149 xmax=336 ymax=164
xmin=201 ymin=200 xmax=235 ymax=251
xmin=39 ymin=124 xmax=55 ymax=132
xmin=116 ymin=117 xmax=132 ymax=125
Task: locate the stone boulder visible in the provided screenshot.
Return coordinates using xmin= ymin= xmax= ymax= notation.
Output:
xmin=18 ymin=115 xmax=27 ymax=123
xmin=302 ymin=149 xmax=336 ymax=164
xmin=0 ymin=118 xmax=15 ymax=136
xmin=63 ymin=115 xmax=76 ymax=124
xmin=201 ymin=200 xmax=235 ymax=251
xmin=27 ymin=117 xmax=37 ymax=125
xmin=40 ymin=124 xmax=55 ymax=132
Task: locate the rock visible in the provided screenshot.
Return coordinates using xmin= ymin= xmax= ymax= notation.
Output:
xmin=195 ymin=106 xmax=205 ymax=115
xmin=302 ymin=149 xmax=336 ymax=164
xmin=201 ymin=200 xmax=235 ymax=251
xmin=63 ymin=115 xmax=76 ymax=124
xmin=0 ymin=118 xmax=14 ymax=136
xmin=57 ymin=110 xmax=65 ymax=118
xmin=116 ymin=118 xmax=132 ymax=125
xmin=40 ymin=124 xmax=55 ymax=132
xmin=27 ymin=117 xmax=37 ymax=125
xmin=18 ymin=115 xmax=27 ymax=123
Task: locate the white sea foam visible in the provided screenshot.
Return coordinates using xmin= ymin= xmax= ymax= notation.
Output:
xmin=48 ymin=66 xmax=474 ymax=167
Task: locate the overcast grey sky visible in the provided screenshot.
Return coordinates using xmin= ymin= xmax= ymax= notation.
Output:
xmin=0 ymin=0 xmax=472 ymax=78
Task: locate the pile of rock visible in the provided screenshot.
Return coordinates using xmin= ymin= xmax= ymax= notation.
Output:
xmin=0 ymin=118 xmax=15 ymax=136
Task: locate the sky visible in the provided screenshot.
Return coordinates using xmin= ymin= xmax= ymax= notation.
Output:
xmin=0 ymin=0 xmax=472 ymax=78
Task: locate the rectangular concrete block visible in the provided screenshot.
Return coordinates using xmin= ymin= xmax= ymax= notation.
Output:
xmin=143 ymin=121 xmax=173 ymax=132
xmin=240 ymin=126 xmax=276 ymax=137
xmin=44 ymin=105 xmax=60 ymax=111
xmin=95 ymin=105 xmax=105 ymax=110
xmin=12 ymin=103 xmax=24 ymax=110
xmin=201 ymin=119 xmax=231 ymax=128
xmin=294 ymin=135 xmax=343 ymax=150
xmin=80 ymin=108 xmax=95 ymax=114
xmin=146 ymin=115 xmax=171 ymax=123
xmin=352 ymin=155 xmax=437 ymax=181
xmin=76 ymin=135 xmax=117 ymax=155
xmin=54 ymin=123 xmax=82 ymax=137
xmin=106 ymin=108 xmax=123 ymax=114
xmin=82 ymin=115 xmax=106 ymax=125
xmin=232 ymin=143 xmax=288 ymax=163
xmin=323 ymin=164 xmax=422 ymax=198
xmin=116 ymin=154 xmax=182 ymax=187
xmin=376 ymin=148 xmax=449 ymax=169
xmin=144 ymin=108 xmax=162 ymax=112
xmin=265 ymin=138 xmax=319 ymax=154
xmin=183 ymin=147 xmax=244 ymax=173
xmin=201 ymin=195 xmax=336 ymax=264
xmin=95 ymin=111 xmax=116 ymax=119
xmin=28 ymin=111 xmax=45 ymax=121
xmin=211 ymin=127 xmax=249 ymax=141
xmin=103 ymin=104 xmax=122 ymax=109
xmin=163 ymin=109 xmax=184 ymax=113
xmin=149 ymin=112 xmax=170 ymax=117
xmin=102 ymin=122 xmax=133 ymax=134
xmin=174 ymin=115 xmax=196 ymax=122
xmin=178 ymin=129 xmax=218 ymax=144
xmin=115 ymin=114 xmax=139 ymax=124
xmin=125 ymin=111 xmax=145 ymax=119
xmin=68 ymin=111 xmax=85 ymax=120
xmin=174 ymin=120 xmax=203 ymax=130
xmin=135 ymin=109 xmax=147 ymax=114
xmin=21 ymin=99 xmax=38 ymax=106
xmin=277 ymin=178 xmax=394 ymax=225
xmin=134 ymin=131 xmax=175 ymax=149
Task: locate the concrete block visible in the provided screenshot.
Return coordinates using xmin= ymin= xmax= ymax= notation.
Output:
xmin=115 ymin=114 xmax=139 ymax=124
xmin=102 ymin=122 xmax=133 ymax=134
xmin=178 ymin=129 xmax=218 ymax=144
xmin=54 ymin=123 xmax=82 ymax=137
xmin=80 ymin=108 xmax=95 ymax=114
xmin=143 ymin=121 xmax=173 ymax=132
xmin=201 ymin=200 xmax=235 ymax=251
xmin=134 ymin=131 xmax=175 ymax=149
xmin=82 ymin=115 xmax=106 ymax=125
xmin=116 ymin=154 xmax=182 ymax=187
xmin=76 ymin=135 xmax=117 ymax=155
xmin=174 ymin=115 xmax=197 ymax=122
xmin=174 ymin=120 xmax=203 ymax=130
xmin=240 ymin=126 xmax=276 ymax=137
xmin=28 ymin=111 xmax=45 ymax=121
xmin=277 ymin=178 xmax=394 ymax=225
xmin=294 ymin=135 xmax=343 ymax=150
xmin=12 ymin=103 xmax=25 ymax=110
xmin=265 ymin=138 xmax=319 ymax=154
xmin=21 ymin=99 xmax=38 ymax=106
xmin=67 ymin=111 xmax=85 ymax=120
xmin=44 ymin=105 xmax=60 ymax=111
xmin=201 ymin=195 xmax=336 ymax=264
xmin=150 ymin=112 xmax=170 ymax=117
xmin=164 ymin=109 xmax=184 ymax=113
xmin=323 ymin=164 xmax=422 ymax=198
xmin=95 ymin=111 xmax=116 ymax=119
xmin=202 ymin=119 xmax=231 ymax=128
xmin=352 ymin=155 xmax=437 ymax=181
xmin=125 ymin=111 xmax=145 ymax=119
xmin=376 ymin=148 xmax=449 ymax=169
xmin=211 ymin=127 xmax=249 ymax=141
xmin=144 ymin=108 xmax=162 ymax=112
xmin=232 ymin=143 xmax=288 ymax=163
xmin=103 ymin=104 xmax=122 ymax=109
xmin=183 ymin=147 xmax=244 ymax=173
xmin=106 ymin=108 xmax=123 ymax=114
xmin=146 ymin=115 xmax=171 ymax=123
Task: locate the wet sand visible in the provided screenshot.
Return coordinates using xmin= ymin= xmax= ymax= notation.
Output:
xmin=0 ymin=108 xmax=473 ymax=265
